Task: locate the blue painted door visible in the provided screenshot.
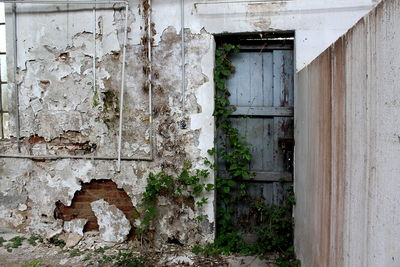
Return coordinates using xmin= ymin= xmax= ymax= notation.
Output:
xmin=217 ymin=46 xmax=294 ymax=232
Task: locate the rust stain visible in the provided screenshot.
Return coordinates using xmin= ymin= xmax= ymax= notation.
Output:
xmin=329 ymin=36 xmax=346 ymax=267
xmin=299 ymin=35 xmax=347 ymax=267
xmin=305 ymin=48 xmax=333 ymax=267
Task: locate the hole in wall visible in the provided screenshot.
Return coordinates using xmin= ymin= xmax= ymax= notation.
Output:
xmin=57 ymin=52 xmax=69 ymax=62
xmin=167 ymin=237 xmax=183 ymax=246
xmin=54 ymin=179 xmax=138 ymax=237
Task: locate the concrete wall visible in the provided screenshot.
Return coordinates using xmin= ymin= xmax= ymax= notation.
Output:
xmin=295 ymin=0 xmax=400 ymax=265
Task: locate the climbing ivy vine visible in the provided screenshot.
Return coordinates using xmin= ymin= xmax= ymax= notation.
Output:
xmin=136 ymin=161 xmax=214 ymax=235
xmin=209 ymin=43 xmax=253 ymax=239
xmin=200 ymin=43 xmax=299 ymax=266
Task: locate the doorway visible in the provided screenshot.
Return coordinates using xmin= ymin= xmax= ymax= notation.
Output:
xmin=215 ymin=33 xmax=295 ymax=234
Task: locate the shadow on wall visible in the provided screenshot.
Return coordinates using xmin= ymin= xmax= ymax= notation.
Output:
xmin=54 ymin=179 xmax=138 ymax=238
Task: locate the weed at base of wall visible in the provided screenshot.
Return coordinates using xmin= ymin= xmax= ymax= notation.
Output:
xmin=136 ymin=160 xmax=214 ymax=239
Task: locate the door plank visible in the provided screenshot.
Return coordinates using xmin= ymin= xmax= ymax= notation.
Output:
xmin=249 ymin=52 xmax=264 ymax=106
xmin=273 ymin=50 xmax=294 ymax=107
xmin=218 ymin=170 xmax=292 ymax=182
xmin=263 ymin=52 xmax=274 ymax=107
xmin=247 ymin=117 xmax=264 ymax=170
xmin=231 ymin=106 xmax=293 ymax=116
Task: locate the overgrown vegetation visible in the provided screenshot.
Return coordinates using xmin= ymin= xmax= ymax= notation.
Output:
xmin=80 ymin=246 xmax=149 ymax=266
xmin=28 ymin=235 xmax=43 ymax=246
xmin=6 ymin=236 xmax=26 ymax=251
xmin=69 ymin=248 xmax=82 ymax=258
xmin=49 ymin=235 xmax=66 ymax=248
xmin=210 ymin=43 xmax=253 ymax=244
xmin=0 ymin=234 xmax=149 ymax=266
xmin=192 ymin=43 xmax=299 ymax=266
xmin=93 ymin=89 xmax=100 ymax=107
xmin=97 ymin=251 xmax=148 ymax=266
xmin=136 ymin=161 xmax=214 ymax=235
xmin=23 ymin=259 xmax=43 ymax=267
xmin=0 ymin=235 xmax=44 ymax=253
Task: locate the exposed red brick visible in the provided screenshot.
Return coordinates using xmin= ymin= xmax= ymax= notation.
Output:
xmin=118 ymin=206 xmax=134 ymax=212
xmin=77 ymin=209 xmax=94 ymax=216
xmin=103 ymin=184 xmax=118 ymax=190
xmin=59 ymin=208 xmax=78 ymax=216
xmin=106 ymin=192 xmax=118 ymax=198
xmin=85 ymin=183 xmax=102 ymax=190
xmin=55 ymin=179 xmax=138 ymax=234
xmin=28 ymin=136 xmax=46 ymax=144
xmin=118 ymin=191 xmax=129 ymax=198
xmin=71 ymin=202 xmax=87 ymax=210
xmin=63 ymin=215 xmax=76 ymax=221
xmin=85 ymin=221 xmax=99 ymax=231
xmin=74 ymin=196 xmax=94 ymax=203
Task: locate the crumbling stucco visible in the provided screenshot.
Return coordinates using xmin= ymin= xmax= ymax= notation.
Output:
xmin=90 ymin=199 xmax=130 ymax=243
xmin=64 ymin=233 xmax=84 ymax=248
xmin=63 ymin=219 xmax=88 ymax=236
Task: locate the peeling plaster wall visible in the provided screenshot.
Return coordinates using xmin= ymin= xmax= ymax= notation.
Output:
xmin=295 ymin=0 xmax=400 ymax=265
xmin=0 ymin=2 xmax=215 ymax=245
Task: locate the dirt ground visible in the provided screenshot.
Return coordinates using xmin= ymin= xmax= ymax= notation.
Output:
xmin=0 ymin=232 xmax=276 ymax=267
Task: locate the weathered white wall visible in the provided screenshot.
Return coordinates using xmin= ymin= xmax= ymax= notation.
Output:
xmin=295 ymin=0 xmax=400 ymax=265
xmin=145 ymin=0 xmax=379 ymax=71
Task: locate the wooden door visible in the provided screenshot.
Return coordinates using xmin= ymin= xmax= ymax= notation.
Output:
xmin=217 ymin=46 xmax=294 ymax=233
